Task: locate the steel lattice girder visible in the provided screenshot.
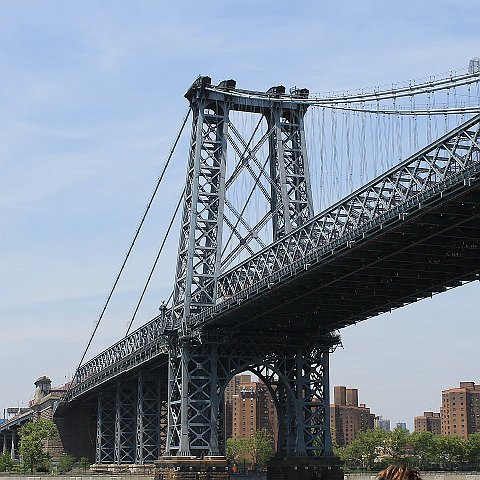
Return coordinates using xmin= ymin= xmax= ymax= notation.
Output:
xmin=95 ymin=373 xmax=165 ymax=465
xmin=114 ymin=382 xmax=137 ymax=464
xmin=165 ymin=340 xmax=221 ymax=456
xmin=65 ymin=317 xmax=168 ymax=401
xmin=267 ymin=106 xmax=313 ymax=239
xmin=171 ymin=99 xmax=229 ymax=329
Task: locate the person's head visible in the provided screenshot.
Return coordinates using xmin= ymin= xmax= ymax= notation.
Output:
xmin=377 ymin=465 xmax=422 ymax=480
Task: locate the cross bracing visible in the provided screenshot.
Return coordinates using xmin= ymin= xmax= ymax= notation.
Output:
xmin=90 ymin=372 xmax=166 ymax=464
xmin=170 ymin=76 xmax=315 ymax=335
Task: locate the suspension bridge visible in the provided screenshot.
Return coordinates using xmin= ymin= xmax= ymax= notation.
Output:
xmin=24 ymin=59 xmax=480 ymax=479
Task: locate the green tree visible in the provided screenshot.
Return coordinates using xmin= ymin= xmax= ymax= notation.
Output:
xmin=337 ymin=442 xmax=358 ymax=467
xmin=348 ymin=429 xmax=386 ymax=469
xmin=58 ymin=454 xmax=75 ymax=473
xmin=409 ymin=431 xmax=437 ymax=468
xmin=384 ymin=427 xmax=410 ymax=462
xmin=226 ymin=430 xmax=274 ymax=470
xmin=226 ymin=436 xmax=252 ymax=464
xmin=465 ymin=432 xmax=480 ymax=466
xmin=250 ymin=428 xmax=274 ymax=467
xmin=19 ymin=419 xmax=58 ymax=473
xmin=332 ymin=438 xmax=348 ymax=461
xmin=434 ymin=434 xmax=465 ymax=468
xmin=0 ymin=452 xmax=14 ymax=472
xmin=78 ymin=457 xmax=91 ymax=473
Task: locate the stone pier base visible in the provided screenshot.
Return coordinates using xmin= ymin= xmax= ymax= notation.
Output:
xmin=267 ymin=455 xmax=343 ymax=480
xmin=155 ymin=456 xmax=229 ymax=480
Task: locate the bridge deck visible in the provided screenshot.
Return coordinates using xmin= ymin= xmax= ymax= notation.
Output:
xmin=203 ymin=178 xmax=480 ymax=333
xmin=63 ymin=114 xmax=480 ymax=402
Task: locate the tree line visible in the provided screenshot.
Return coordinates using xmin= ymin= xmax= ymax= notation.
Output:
xmin=336 ymin=428 xmax=480 ymax=471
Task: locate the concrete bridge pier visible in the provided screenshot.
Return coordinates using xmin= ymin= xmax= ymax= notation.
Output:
xmin=267 ymin=455 xmax=343 ymax=480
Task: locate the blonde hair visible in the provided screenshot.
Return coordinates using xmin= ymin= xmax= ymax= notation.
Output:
xmin=377 ymin=465 xmax=422 ymax=480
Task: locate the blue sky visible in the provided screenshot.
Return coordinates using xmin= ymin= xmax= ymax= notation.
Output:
xmin=1 ymin=1 xmax=479 ymax=429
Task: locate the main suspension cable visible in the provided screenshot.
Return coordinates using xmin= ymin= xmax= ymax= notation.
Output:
xmin=316 ymin=104 xmax=480 ymax=115
xmin=70 ymin=107 xmax=191 ymax=387
xmin=308 ymin=71 xmax=480 ymax=104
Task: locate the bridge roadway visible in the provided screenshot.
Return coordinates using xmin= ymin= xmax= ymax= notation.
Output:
xmin=62 ymin=113 xmax=480 ymax=404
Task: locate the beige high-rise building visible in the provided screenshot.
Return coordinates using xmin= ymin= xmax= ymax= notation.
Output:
xmin=440 ymin=382 xmax=480 ymax=439
xmin=414 ymin=411 xmax=441 ymax=434
xmin=330 ymin=386 xmax=375 ymax=447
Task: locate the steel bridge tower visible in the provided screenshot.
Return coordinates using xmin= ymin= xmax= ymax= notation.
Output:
xmin=157 ymin=76 xmax=342 ymax=479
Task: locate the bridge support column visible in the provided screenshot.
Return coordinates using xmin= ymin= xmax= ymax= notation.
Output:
xmin=265 ymin=346 xmax=342 ymax=480
xmin=114 ymin=381 xmax=137 ymax=464
xmin=165 ymin=339 xmax=222 ymax=458
xmin=96 ymin=390 xmax=116 ymax=464
xmin=95 ymin=372 xmax=165 ymax=469
xmin=159 ymin=339 xmax=228 ymax=479
xmin=135 ymin=372 xmax=163 ymax=464
xmin=2 ymin=431 xmax=6 ymax=454
xmin=267 ymin=102 xmax=313 ymax=240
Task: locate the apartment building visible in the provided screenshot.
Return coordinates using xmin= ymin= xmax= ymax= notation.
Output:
xmin=414 ymin=411 xmax=441 ymax=434
xmin=330 ymin=386 xmax=375 ymax=447
xmin=440 ymin=381 xmax=480 ymax=439
xmin=225 ymin=374 xmax=278 ymax=447
xmin=374 ymin=415 xmax=391 ymax=432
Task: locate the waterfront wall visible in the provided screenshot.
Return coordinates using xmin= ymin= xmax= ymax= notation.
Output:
xmin=1 ymin=473 xmax=480 ymax=480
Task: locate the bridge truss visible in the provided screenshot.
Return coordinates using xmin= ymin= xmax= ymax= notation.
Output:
xmin=59 ymin=65 xmax=480 ymax=468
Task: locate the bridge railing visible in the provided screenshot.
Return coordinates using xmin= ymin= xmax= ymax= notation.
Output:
xmin=65 ymin=315 xmax=169 ymax=400
xmin=209 ymin=113 xmax=480 ymax=305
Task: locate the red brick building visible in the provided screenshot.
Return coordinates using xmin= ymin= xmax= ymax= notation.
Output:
xmin=330 ymin=386 xmax=375 ymax=447
xmin=225 ymin=374 xmax=278 ymax=448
